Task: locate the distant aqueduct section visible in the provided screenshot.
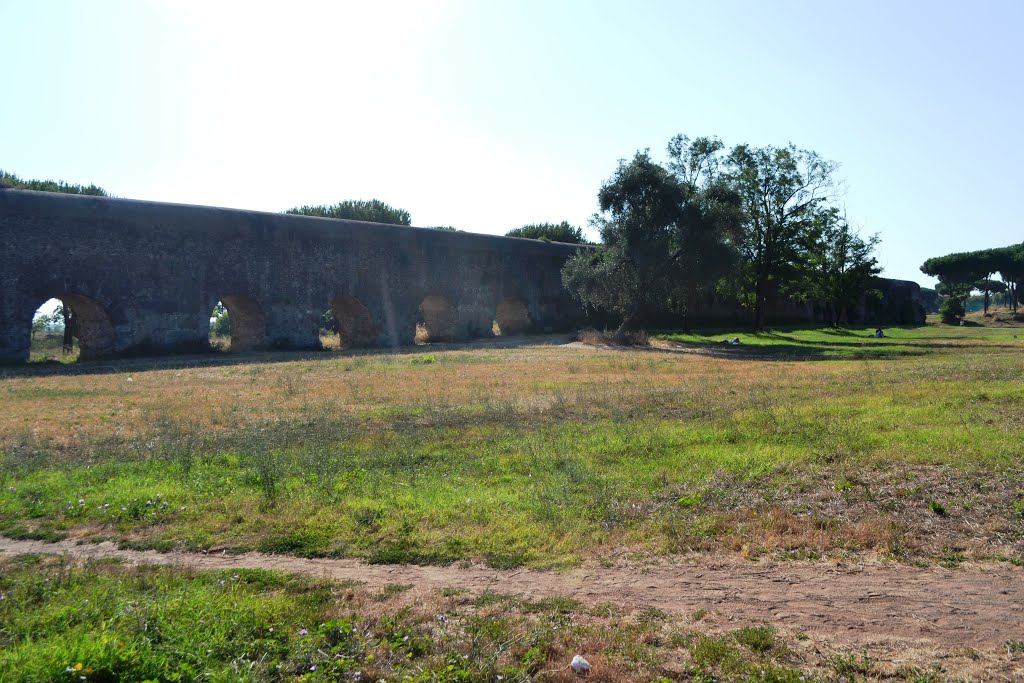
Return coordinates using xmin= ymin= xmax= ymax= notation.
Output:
xmin=0 ymin=190 xmax=585 ymax=362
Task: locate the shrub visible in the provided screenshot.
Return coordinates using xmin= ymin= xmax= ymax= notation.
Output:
xmin=940 ymin=297 xmax=965 ymax=324
xmin=575 ymin=328 xmax=650 ymax=347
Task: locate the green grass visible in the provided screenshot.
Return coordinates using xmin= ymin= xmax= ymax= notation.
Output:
xmin=0 ymin=555 xmax=837 ymax=683
xmin=659 ymin=323 xmax=1024 ymax=359
xmin=1 ymin=324 xmax=1022 ymax=567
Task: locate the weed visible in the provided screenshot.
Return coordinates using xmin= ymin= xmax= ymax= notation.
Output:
xmin=939 ymin=551 xmax=965 ymax=568
xmin=484 ymin=550 xmax=528 ymax=570
xmin=834 ymin=478 xmax=854 ymax=492
xmin=676 ymin=492 xmax=703 ymax=509
xmin=927 ymin=499 xmax=948 ymax=516
xmin=832 ymin=650 xmax=873 ymax=676
xmin=734 ymin=625 xmax=776 ymax=654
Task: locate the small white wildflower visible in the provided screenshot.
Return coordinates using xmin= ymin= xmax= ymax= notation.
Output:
xmin=78 ymin=499 xmax=85 ymax=505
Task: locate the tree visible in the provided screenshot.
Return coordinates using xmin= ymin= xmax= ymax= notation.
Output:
xmin=210 ymin=301 xmax=231 ymax=337
xmin=973 ymin=278 xmax=1006 ymax=315
xmin=506 ymin=222 xmax=586 ymax=244
xmin=562 ymin=143 xmax=741 ymax=332
xmin=665 ymin=136 xmax=744 ymax=331
xmin=31 ymin=307 xmax=64 ymax=338
xmin=286 ymin=199 xmax=411 ymax=225
xmin=59 ymin=303 xmax=78 ymax=354
xmin=989 ymin=244 xmax=1024 ymax=314
xmin=1 ymin=169 xmax=108 ymax=196
xmin=725 ymin=143 xmax=839 ymax=329
xmin=939 ymin=295 xmax=965 ymax=324
xmin=919 ymin=288 xmax=941 ymax=314
xmin=793 ymin=208 xmax=880 ymax=324
xmin=921 ymin=250 xmax=987 ymax=322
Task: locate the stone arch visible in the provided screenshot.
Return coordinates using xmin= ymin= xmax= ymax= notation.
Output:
xmin=494 ymin=296 xmax=530 ymax=336
xmin=331 ymin=295 xmax=377 ymax=347
xmin=417 ymin=294 xmax=457 ymax=343
xmin=33 ymin=293 xmax=116 ymax=361
xmin=218 ymin=294 xmax=266 ymax=351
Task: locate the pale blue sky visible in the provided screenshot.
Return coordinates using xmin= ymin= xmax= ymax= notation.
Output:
xmin=2 ymin=1 xmax=1022 ymax=286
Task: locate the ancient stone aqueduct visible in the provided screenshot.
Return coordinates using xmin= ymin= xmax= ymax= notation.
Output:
xmin=0 ymin=190 xmax=583 ymax=362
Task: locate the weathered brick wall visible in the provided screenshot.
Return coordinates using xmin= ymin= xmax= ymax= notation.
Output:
xmin=0 ymin=190 xmax=583 ymax=361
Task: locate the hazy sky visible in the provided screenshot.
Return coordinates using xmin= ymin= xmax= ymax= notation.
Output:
xmin=3 ymin=1 xmax=1022 ymax=286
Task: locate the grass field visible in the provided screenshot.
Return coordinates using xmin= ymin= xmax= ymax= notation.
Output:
xmin=2 ymin=322 xmax=1023 ymax=680
xmin=2 ymin=324 xmax=1022 ymax=568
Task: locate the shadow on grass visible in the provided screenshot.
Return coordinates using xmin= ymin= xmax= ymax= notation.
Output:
xmin=657 ymin=324 xmax=1022 ymax=361
xmin=0 ymin=334 xmax=574 ymax=379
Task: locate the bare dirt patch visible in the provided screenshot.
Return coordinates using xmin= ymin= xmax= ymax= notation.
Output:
xmin=3 ymin=535 xmax=1021 ymax=659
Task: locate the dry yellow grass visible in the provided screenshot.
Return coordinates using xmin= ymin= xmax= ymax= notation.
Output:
xmin=1 ymin=345 xmax=851 ymax=448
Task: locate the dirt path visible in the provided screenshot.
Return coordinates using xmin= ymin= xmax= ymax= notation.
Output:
xmin=3 ymin=536 xmax=1021 ymax=652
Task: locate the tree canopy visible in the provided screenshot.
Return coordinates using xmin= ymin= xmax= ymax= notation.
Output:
xmin=725 ymin=143 xmax=839 ymax=328
xmin=921 ymin=243 xmax=1024 ymax=317
xmin=562 ymin=135 xmax=880 ymax=331
xmin=286 ymin=199 xmax=411 ymax=226
xmin=506 ymin=222 xmax=587 ymax=244
xmin=0 ymin=169 xmax=108 ymax=196
xmin=791 ymin=208 xmax=880 ymax=325
xmin=562 ymin=140 xmax=743 ymax=331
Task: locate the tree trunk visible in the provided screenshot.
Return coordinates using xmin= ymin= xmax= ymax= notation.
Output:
xmin=616 ymin=307 xmax=641 ymax=334
xmin=754 ymin=280 xmax=766 ymax=330
xmin=61 ymin=304 xmax=74 ymax=355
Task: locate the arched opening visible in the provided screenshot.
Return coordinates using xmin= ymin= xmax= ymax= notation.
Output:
xmin=494 ymin=296 xmax=530 ymax=336
xmin=416 ymin=294 xmax=457 ymax=343
xmin=330 ymin=295 xmax=376 ymax=348
xmin=30 ymin=294 xmax=115 ymax=361
xmin=209 ymin=295 xmax=266 ymax=351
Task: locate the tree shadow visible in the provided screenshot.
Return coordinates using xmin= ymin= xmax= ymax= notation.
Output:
xmin=0 ymin=334 xmax=575 ymax=379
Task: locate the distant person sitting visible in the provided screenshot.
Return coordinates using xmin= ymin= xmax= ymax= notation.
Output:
xmin=719 ymin=336 xmax=741 ymax=345
xmin=874 ymin=328 xmax=884 ymax=338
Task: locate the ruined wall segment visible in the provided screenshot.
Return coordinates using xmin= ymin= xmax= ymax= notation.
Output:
xmin=0 ymin=190 xmax=584 ymax=362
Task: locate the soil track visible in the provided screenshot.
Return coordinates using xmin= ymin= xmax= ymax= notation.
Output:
xmin=3 ymin=536 xmax=1021 ymax=652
